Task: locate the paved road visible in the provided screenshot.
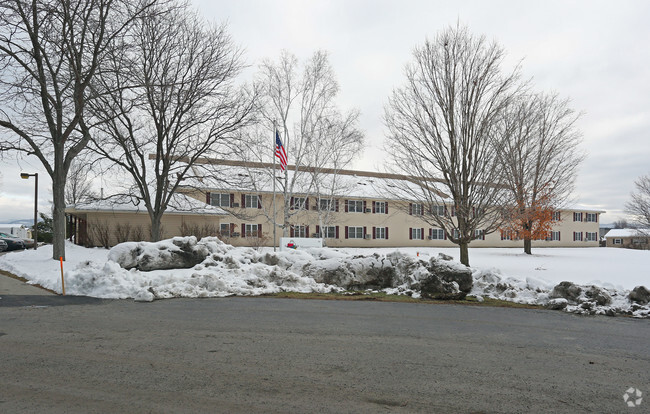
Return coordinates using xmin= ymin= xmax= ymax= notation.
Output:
xmin=1 ymin=297 xmax=648 ymax=413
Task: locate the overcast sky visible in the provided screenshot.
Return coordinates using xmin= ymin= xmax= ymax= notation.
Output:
xmin=1 ymin=0 xmax=648 ymax=224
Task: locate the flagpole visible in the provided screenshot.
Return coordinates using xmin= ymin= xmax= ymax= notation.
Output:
xmin=272 ymin=120 xmax=277 ymax=252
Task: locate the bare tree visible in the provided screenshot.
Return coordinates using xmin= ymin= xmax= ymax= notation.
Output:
xmin=65 ymin=156 xmax=99 ymax=205
xmin=0 ymin=0 xmax=153 ymax=260
xmin=626 ymin=174 xmax=650 ymax=230
xmin=88 ymin=1 xmax=254 ymax=241
xmin=497 ymin=92 xmax=583 ymax=254
xmin=384 ymin=25 xmax=521 ymax=266
xmin=241 ymin=50 xmax=363 ymax=239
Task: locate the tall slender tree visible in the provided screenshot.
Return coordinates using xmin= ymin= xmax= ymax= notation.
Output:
xmin=89 ymin=1 xmax=254 ymax=241
xmin=497 ymin=93 xmax=583 ymax=254
xmin=384 ymin=25 xmax=520 ymax=266
xmin=241 ymin=50 xmax=363 ymax=239
xmin=0 ymin=0 xmax=154 ymax=259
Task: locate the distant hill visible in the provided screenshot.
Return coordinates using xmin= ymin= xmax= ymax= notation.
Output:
xmin=3 ymin=218 xmax=40 ymax=226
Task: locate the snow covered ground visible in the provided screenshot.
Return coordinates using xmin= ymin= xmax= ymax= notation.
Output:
xmin=1 ymin=239 xmax=649 ymax=318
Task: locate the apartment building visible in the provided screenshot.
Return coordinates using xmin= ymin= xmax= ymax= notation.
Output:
xmin=195 ymin=160 xmax=602 ymax=249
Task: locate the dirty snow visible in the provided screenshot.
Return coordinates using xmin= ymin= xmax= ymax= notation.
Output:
xmin=1 ymin=240 xmax=649 ymax=318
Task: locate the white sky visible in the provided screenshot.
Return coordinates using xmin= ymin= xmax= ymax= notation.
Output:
xmin=1 ymin=0 xmax=649 ymax=224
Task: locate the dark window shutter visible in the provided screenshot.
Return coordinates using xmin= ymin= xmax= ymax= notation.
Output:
xmin=258 ymin=224 xmax=262 ymax=237
xmin=421 ymin=228 xmax=424 ymax=240
xmin=429 ymin=228 xmax=432 ymax=239
xmin=385 ymin=227 xmax=389 ymax=239
xmin=335 ymin=199 xmax=339 ymax=212
xmin=372 ymin=201 xmax=376 ymax=214
xmin=290 ymin=197 xmax=294 ymax=210
xmin=290 ymin=226 xmax=294 ymax=238
xmin=345 ymin=200 xmax=349 ymax=213
xmin=345 ymin=226 xmax=349 ymax=239
xmin=335 ymin=226 xmax=339 ymax=239
xmin=241 ymin=194 xmax=245 ymax=207
xmin=409 ymin=203 xmax=413 ymax=215
xmin=258 ymin=196 xmax=261 ymax=209
xmin=305 ymin=198 xmax=310 ymax=210
xmin=558 ymin=231 xmax=561 ymax=241
xmin=230 ymin=194 xmax=234 ymax=207
xmin=385 ymin=202 xmax=388 ymax=214
xmin=206 ymin=192 xmax=211 ymax=204
xmin=409 ymin=228 xmax=413 ymax=240
xmin=373 ymin=227 xmax=376 ymax=239
xmin=363 ymin=200 xmax=367 ymax=212
xmin=444 ymin=230 xmax=447 ymax=240
xmin=316 ymin=225 xmax=320 ymax=237
xmin=363 ymin=226 xmax=367 ymax=238
xmin=241 ymin=223 xmax=245 ymax=236
xmin=306 ymin=225 xmax=310 ymax=238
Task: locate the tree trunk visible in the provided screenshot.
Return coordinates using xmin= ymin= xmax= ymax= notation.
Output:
xmin=52 ymin=169 xmax=67 ymax=261
xmin=459 ymin=241 xmax=470 ymax=267
xmin=150 ymin=212 xmax=163 ymax=242
xmin=524 ymin=238 xmax=532 ymax=255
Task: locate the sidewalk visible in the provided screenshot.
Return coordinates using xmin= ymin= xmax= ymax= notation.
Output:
xmin=0 ymin=271 xmax=55 ymax=296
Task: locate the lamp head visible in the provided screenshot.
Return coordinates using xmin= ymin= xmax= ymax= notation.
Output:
xmin=20 ymin=173 xmax=30 ymax=179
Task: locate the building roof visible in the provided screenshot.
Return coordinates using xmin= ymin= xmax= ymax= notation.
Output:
xmin=67 ymin=192 xmax=227 ymax=216
xmin=603 ymin=229 xmax=649 ymax=239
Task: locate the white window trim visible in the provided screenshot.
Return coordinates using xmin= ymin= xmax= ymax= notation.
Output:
xmin=348 ymin=226 xmax=364 ymax=239
xmin=374 ymin=202 xmax=386 ymax=214
xmin=375 ymin=227 xmax=386 ymax=239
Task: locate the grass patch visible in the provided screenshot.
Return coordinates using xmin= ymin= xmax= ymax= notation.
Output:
xmin=260 ymin=291 xmax=543 ymax=309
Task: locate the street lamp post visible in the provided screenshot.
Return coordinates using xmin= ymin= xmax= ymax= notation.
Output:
xmin=20 ymin=172 xmax=38 ymax=250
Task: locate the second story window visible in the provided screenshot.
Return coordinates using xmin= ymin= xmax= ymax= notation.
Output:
xmin=291 ymin=197 xmax=306 ymax=210
xmin=410 ymin=203 xmax=423 ymax=215
xmin=431 ymin=205 xmax=445 ymax=216
xmin=374 ymin=201 xmax=386 ymax=214
xmin=347 ymin=200 xmax=363 ymax=213
xmin=586 ymin=213 xmax=598 ymax=222
xmin=210 ymin=193 xmax=231 ymax=208
xmin=552 ymin=211 xmax=561 ymax=221
xmin=573 ymin=212 xmax=583 ymax=222
xmin=244 ymin=194 xmax=260 ymax=209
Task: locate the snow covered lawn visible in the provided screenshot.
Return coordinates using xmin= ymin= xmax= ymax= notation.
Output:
xmin=1 ymin=240 xmax=649 ymax=318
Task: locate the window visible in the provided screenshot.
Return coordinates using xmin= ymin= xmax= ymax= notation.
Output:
xmin=410 ymin=203 xmax=423 ymax=216
xmin=633 ymin=238 xmax=647 ymax=245
xmin=573 ymin=212 xmax=583 ymax=222
xmin=219 ymin=223 xmax=231 ymax=236
xmin=586 ymin=232 xmax=598 ymax=242
xmin=245 ymin=194 xmax=260 ymax=209
xmin=474 ymin=229 xmax=485 ymax=240
xmin=430 ymin=228 xmax=445 ymax=240
xmin=411 ymin=228 xmax=423 ymax=240
xmin=573 ymin=232 xmax=583 ymax=241
xmin=453 ymin=229 xmax=460 ymax=240
xmin=549 ymin=231 xmax=560 ymax=241
xmin=244 ymin=224 xmax=261 ymax=238
xmin=374 ymin=201 xmax=386 ymax=214
xmin=431 ymin=205 xmax=445 ymax=216
xmin=291 ymin=225 xmax=306 ymax=238
xmin=586 ymin=213 xmax=598 ymax=222
xmin=319 ymin=198 xmax=336 ymax=211
xmin=375 ymin=227 xmax=387 ymax=239
xmin=210 ymin=193 xmax=231 ymax=208
xmin=501 ymin=230 xmax=513 ymax=241
xmin=320 ymin=226 xmax=337 ymax=238
xmin=614 ymin=238 xmax=622 ymax=245
xmin=347 ymin=200 xmax=363 ymax=213
xmin=292 ymin=197 xmax=306 ymax=210
xmin=552 ymin=211 xmax=561 ymax=221
xmin=348 ymin=226 xmax=364 ymax=239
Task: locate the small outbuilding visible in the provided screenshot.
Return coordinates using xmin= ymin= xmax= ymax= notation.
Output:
xmin=603 ymin=229 xmax=650 ymax=249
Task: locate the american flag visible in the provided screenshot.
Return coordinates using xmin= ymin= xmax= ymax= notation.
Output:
xmin=275 ymin=130 xmax=287 ymax=171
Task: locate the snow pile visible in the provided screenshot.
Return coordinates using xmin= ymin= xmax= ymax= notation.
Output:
xmin=471 ymin=268 xmax=650 ymax=318
xmin=1 ymin=239 xmax=649 ymax=318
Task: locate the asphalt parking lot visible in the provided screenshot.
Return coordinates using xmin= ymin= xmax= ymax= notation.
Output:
xmin=1 ymin=290 xmax=648 ymax=413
